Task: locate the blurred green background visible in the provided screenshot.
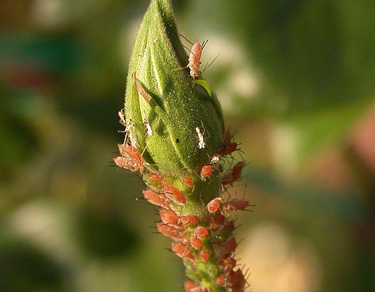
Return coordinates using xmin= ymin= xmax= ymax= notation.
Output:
xmin=1 ymin=0 xmax=375 ymax=291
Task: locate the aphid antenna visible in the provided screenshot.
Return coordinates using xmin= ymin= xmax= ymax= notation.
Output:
xmin=202 ymin=53 xmax=220 ymax=74
xmin=179 ymin=33 xmax=195 ymax=46
xmin=201 ymin=39 xmax=208 ymax=50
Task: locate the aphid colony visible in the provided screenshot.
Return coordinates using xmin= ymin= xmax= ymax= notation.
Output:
xmin=115 ymin=36 xmax=249 ymax=292
xmin=114 ymin=125 xmax=249 ymax=292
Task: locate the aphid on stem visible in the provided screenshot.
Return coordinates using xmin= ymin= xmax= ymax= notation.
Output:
xmin=183 ymin=176 xmax=194 ymax=187
xmin=157 ymin=222 xmax=181 ymax=241
xmin=194 ymin=226 xmax=209 ymax=238
xmin=184 ymin=281 xmax=198 ymax=292
xmin=221 ymin=161 xmax=245 ymax=186
xmin=206 ymin=197 xmax=221 ymax=213
xmin=163 ymin=185 xmax=186 ymax=205
xmin=190 ymin=237 xmax=202 ymax=250
xmin=159 ymin=209 xmax=179 ymax=225
xmin=174 ymin=34 xmax=208 ymax=79
xmin=222 ymin=198 xmax=249 ymax=212
xmin=171 ymin=243 xmax=195 ymax=261
xmin=181 ymin=215 xmax=199 ymax=226
xmin=199 ymin=250 xmax=210 ymax=263
xmin=200 ymin=165 xmax=213 ymax=179
xmin=142 ymin=188 xmax=170 ymax=208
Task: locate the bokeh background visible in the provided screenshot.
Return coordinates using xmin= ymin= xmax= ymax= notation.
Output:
xmin=1 ymin=0 xmax=375 ymax=291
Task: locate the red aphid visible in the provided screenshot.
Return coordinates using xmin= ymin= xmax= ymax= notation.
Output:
xmin=199 ymin=250 xmax=210 ymax=263
xmin=211 ymin=214 xmax=225 ymax=230
xmin=117 ymin=143 xmax=142 ymax=166
xmin=113 ymin=156 xmax=138 ymax=172
xmin=142 ymin=188 xmax=170 ymax=208
xmin=222 ymin=198 xmax=249 ymax=212
xmin=221 ymin=220 xmax=235 ymax=232
xmin=216 ymin=275 xmax=225 ymax=286
xmin=171 ymin=243 xmax=195 ymax=261
xmin=222 ymin=257 xmax=237 ymax=274
xmin=221 ymin=162 xmax=245 ymax=186
xmin=157 ymin=222 xmax=181 ymax=240
xmin=183 ymin=176 xmax=194 ymax=187
xmin=190 ymin=237 xmax=202 ymax=250
xmin=227 ymin=269 xmax=246 ymax=292
xmin=184 ymin=280 xmax=198 ymax=292
xmin=181 ymin=215 xmax=199 ymax=226
xmin=188 ymin=42 xmax=203 ymax=79
xmin=206 ymin=198 xmax=221 ymax=213
xmin=200 ymin=165 xmax=213 ymax=178
xmin=149 ymin=173 xmax=163 ymax=181
xmin=221 ymin=238 xmax=237 ymax=256
xmin=194 ymin=226 xmax=209 ymax=239
xmin=164 ymin=185 xmax=186 ymax=204
xmin=159 ymin=209 xmax=179 ymax=226
xmin=218 ymin=130 xmax=238 ymax=156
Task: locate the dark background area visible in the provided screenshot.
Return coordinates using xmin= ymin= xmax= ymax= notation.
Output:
xmin=1 ymin=0 xmax=375 ymax=291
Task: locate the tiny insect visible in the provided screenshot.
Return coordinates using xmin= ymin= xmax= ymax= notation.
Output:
xmin=183 ymin=176 xmax=194 ymax=187
xmin=194 ymin=226 xmax=209 ymax=239
xmin=190 ymin=237 xmax=202 ymax=250
xmin=164 ymin=185 xmax=186 ymax=205
xmin=216 ymin=275 xmax=225 ymax=286
xmin=171 ymin=243 xmax=195 ymax=261
xmin=222 ymin=198 xmax=249 ymax=212
xmin=210 ymin=214 xmax=225 ymax=230
xmin=218 ymin=130 xmax=238 ymax=157
xmin=113 ymin=156 xmax=138 ymax=172
xmin=226 ymin=269 xmax=246 ymax=291
xmin=221 ymin=237 xmax=237 ymax=256
xmin=221 ymin=161 xmax=245 ymax=186
xmin=181 ymin=215 xmax=199 ymax=226
xmin=222 ymin=256 xmax=237 ymax=274
xmin=206 ymin=198 xmax=221 ymax=213
xmin=200 ymin=165 xmax=213 ymax=178
xmin=148 ymin=173 xmax=164 ymax=182
xmin=116 ymin=143 xmax=143 ymax=172
xmin=160 ymin=209 xmax=179 ymax=226
xmin=199 ymin=250 xmax=210 ymax=263
xmin=142 ymin=188 xmax=170 ymax=208
xmin=175 ymin=35 xmax=208 ymax=79
xmin=184 ymin=281 xmax=198 ymax=292
xmin=196 ymin=127 xmax=205 ymax=149
xmin=221 ymin=220 xmax=235 ymax=232
xmin=157 ymin=222 xmax=181 ymax=240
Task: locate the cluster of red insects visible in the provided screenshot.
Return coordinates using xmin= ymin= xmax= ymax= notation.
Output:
xmin=114 ymin=129 xmax=249 ymax=292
